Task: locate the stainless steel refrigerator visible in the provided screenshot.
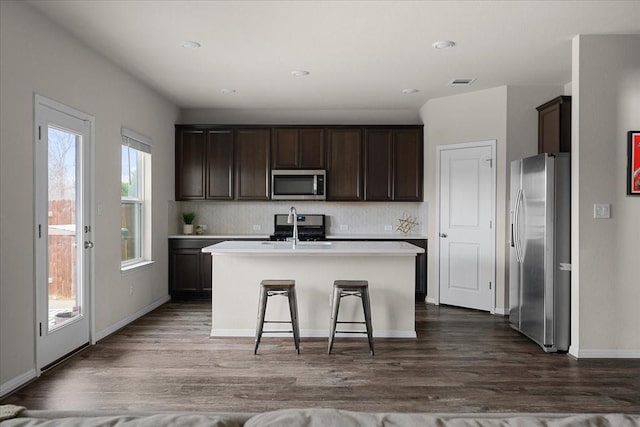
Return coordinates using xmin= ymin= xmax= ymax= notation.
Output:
xmin=509 ymin=153 xmax=571 ymax=352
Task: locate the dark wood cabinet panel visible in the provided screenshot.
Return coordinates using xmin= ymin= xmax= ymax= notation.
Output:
xmin=206 ymin=130 xmax=234 ymax=200
xmin=175 ymin=129 xmax=206 ymax=200
xmin=393 ymin=128 xmax=423 ymax=201
xmin=169 ymin=238 xmax=226 ymax=299
xmin=537 ymin=96 xmax=571 ymax=154
xmin=271 ymin=128 xmax=299 ymax=168
xmin=299 ymin=128 xmax=325 ymax=169
xmin=272 ymin=127 xmax=325 ymax=169
xmin=364 ymin=129 xmax=393 ymax=201
xmin=327 ymin=128 xmax=363 ymax=201
xmin=235 ymin=128 xmax=271 ymax=200
xmin=364 ymin=127 xmax=423 ymax=202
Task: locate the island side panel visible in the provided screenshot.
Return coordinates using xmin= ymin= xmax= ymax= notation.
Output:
xmin=210 ymin=254 xmax=416 ymax=338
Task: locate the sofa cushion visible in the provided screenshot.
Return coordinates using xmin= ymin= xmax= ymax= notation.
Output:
xmin=244 ymin=408 xmax=640 ymax=427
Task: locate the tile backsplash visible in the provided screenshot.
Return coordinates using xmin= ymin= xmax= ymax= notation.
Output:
xmin=173 ymin=201 xmax=427 ymax=236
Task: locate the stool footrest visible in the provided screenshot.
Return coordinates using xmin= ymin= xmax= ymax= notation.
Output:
xmin=262 ymin=330 xmax=294 ymax=334
xmin=264 ymin=320 xmax=292 ymax=324
xmin=336 ymin=321 xmax=365 ymax=324
xmin=336 ymin=330 xmax=368 ymax=334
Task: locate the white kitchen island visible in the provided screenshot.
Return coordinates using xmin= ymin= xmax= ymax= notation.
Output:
xmin=202 ymin=240 xmax=424 ymax=338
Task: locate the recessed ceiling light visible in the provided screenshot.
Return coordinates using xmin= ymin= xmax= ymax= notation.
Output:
xmin=402 ymin=89 xmax=419 ymax=94
xmin=291 ymin=70 xmax=310 ymax=77
xmin=448 ymin=78 xmax=476 ymax=86
xmin=220 ymin=89 xmax=236 ymax=94
xmin=432 ymin=40 xmax=456 ymax=49
xmin=180 ymin=40 xmax=201 ymax=49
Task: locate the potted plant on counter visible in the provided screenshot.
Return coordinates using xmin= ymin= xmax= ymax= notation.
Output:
xmin=182 ymin=212 xmax=196 ymax=235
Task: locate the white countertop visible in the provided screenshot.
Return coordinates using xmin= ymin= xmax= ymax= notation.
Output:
xmin=202 ymin=240 xmax=425 ymax=255
xmin=169 ymin=233 xmax=427 ymax=240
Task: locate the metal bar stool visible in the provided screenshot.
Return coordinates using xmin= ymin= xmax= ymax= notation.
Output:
xmin=328 ymin=280 xmax=374 ymax=356
xmin=254 ymin=279 xmax=300 ymax=354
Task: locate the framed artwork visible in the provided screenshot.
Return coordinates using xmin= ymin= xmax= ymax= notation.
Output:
xmin=629 ymin=131 xmax=640 ymax=195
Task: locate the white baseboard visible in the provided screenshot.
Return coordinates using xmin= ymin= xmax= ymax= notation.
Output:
xmin=211 ymin=329 xmax=417 ymax=339
xmin=426 ymin=297 xmax=438 ymax=305
xmin=0 ymin=368 xmax=37 ymax=399
xmin=94 ymin=295 xmax=170 ymax=342
xmin=569 ymin=347 xmax=640 ymax=359
xmin=493 ymin=307 xmax=509 ymax=316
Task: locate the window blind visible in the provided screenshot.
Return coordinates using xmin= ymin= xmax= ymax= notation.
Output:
xmin=121 ymin=127 xmax=151 ymax=153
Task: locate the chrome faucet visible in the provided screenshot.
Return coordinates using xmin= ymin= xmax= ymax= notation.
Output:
xmin=287 ymin=206 xmax=298 ymax=249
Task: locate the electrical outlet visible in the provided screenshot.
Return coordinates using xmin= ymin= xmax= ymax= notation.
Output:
xmin=201 ymin=224 xmax=207 ymax=230
xmin=252 ymin=224 xmax=261 ymax=231
xmin=129 ymin=284 xmax=133 ymax=295
xmin=339 ymin=225 xmax=349 ymax=231
xmin=384 ymin=225 xmax=393 ymax=231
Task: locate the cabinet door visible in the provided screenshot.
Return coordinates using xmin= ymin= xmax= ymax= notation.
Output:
xmin=393 ymin=128 xmax=423 ymax=201
xmin=538 ymin=96 xmax=571 ymax=154
xmin=364 ymin=129 xmax=393 ymax=201
xmin=327 ymin=128 xmax=363 ymax=200
xmin=235 ymin=128 xmax=270 ymax=200
xmin=206 ymin=130 xmax=234 ymax=200
xmin=271 ymin=128 xmax=299 ymax=169
xmin=200 ymin=252 xmax=212 ymax=292
xmin=170 ymin=248 xmax=201 ymax=293
xmin=175 ymin=129 xmax=206 ymax=200
xmin=299 ymin=128 xmax=325 ymax=169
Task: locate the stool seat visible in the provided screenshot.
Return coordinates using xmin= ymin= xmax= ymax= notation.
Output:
xmin=328 ymin=280 xmax=374 ymax=356
xmin=254 ymin=279 xmax=300 ymax=355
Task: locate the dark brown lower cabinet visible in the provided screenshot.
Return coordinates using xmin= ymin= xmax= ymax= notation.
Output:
xmin=169 ymin=239 xmax=222 ymax=300
xmin=327 ymin=238 xmax=427 ymax=301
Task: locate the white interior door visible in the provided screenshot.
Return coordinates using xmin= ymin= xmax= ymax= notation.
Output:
xmin=438 ymin=142 xmax=495 ymax=311
xmin=35 ymin=95 xmax=93 ymax=370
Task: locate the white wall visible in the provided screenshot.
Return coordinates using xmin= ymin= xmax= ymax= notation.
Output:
xmin=570 ymin=35 xmax=640 ymax=357
xmin=420 ymin=85 xmax=564 ymax=313
xmin=0 ymin=0 xmax=179 ymax=394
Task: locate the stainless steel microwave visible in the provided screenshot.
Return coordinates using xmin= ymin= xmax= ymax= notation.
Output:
xmin=271 ymin=170 xmax=326 ymax=200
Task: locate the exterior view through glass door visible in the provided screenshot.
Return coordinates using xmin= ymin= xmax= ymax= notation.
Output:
xmin=35 ymin=95 xmax=93 ymax=371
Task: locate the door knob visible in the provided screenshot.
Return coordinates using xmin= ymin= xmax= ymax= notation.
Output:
xmin=439 ymin=233 xmax=448 ymax=238
xmin=84 ymin=241 xmax=94 ymax=249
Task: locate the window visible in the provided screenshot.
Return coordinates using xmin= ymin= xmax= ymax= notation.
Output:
xmin=121 ymin=128 xmax=152 ymax=269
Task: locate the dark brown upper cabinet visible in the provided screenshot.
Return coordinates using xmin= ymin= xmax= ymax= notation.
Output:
xmin=206 ymin=130 xmax=234 ymax=200
xmin=175 ymin=127 xmax=234 ymax=201
xmin=537 ymin=96 xmax=571 ymax=154
xmin=175 ymin=128 xmax=206 ymax=200
xmin=327 ymin=128 xmax=363 ymax=201
xmin=271 ymin=127 xmax=325 ymax=169
xmin=393 ymin=128 xmax=423 ymax=201
xmin=235 ymin=128 xmax=271 ymax=200
xmin=364 ymin=127 xmax=423 ymax=202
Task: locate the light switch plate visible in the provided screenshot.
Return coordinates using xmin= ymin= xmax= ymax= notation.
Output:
xmin=384 ymin=225 xmax=393 ymax=231
xmin=339 ymin=224 xmax=349 ymax=231
xmin=252 ymin=224 xmax=261 ymax=231
xmin=593 ymin=203 xmax=611 ymax=219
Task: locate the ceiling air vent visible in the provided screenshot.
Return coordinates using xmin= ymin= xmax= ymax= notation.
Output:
xmin=448 ymin=78 xmax=476 ymax=86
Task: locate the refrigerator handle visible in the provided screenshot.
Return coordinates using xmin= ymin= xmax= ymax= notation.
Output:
xmin=513 ymin=189 xmax=523 ymax=263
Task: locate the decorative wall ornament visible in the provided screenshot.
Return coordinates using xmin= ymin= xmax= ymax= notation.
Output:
xmin=396 ymin=213 xmax=419 ymax=234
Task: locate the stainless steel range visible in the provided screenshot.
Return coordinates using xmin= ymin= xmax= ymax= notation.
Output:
xmin=269 ymin=214 xmax=326 ymax=241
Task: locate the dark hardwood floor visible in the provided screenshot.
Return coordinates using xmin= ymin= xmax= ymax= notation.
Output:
xmin=3 ymin=302 xmax=640 ymax=413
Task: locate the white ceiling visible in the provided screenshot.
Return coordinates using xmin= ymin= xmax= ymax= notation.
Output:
xmin=28 ymin=1 xmax=640 ymax=112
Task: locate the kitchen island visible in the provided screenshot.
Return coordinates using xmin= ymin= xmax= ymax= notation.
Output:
xmin=202 ymin=240 xmax=424 ymax=338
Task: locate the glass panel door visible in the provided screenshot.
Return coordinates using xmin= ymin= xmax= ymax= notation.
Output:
xmin=47 ymin=127 xmax=82 ymax=331
xmin=35 ymin=95 xmax=93 ymax=371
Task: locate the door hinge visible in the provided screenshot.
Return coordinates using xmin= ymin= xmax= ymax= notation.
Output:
xmin=489 ymin=220 xmax=493 ymax=229
xmin=38 ymin=126 xmax=42 ymax=140
xmin=39 ymin=322 xmax=42 ymax=336
xmin=489 ymin=281 xmax=492 ymax=290
xmin=38 ymin=224 xmax=42 ymax=238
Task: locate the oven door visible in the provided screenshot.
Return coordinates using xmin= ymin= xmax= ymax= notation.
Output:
xmin=271 ymin=170 xmax=325 ymax=200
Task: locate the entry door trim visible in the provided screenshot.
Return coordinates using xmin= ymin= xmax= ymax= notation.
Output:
xmin=33 ymin=94 xmax=96 ymax=374
xmin=435 ymin=140 xmax=496 ymax=313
